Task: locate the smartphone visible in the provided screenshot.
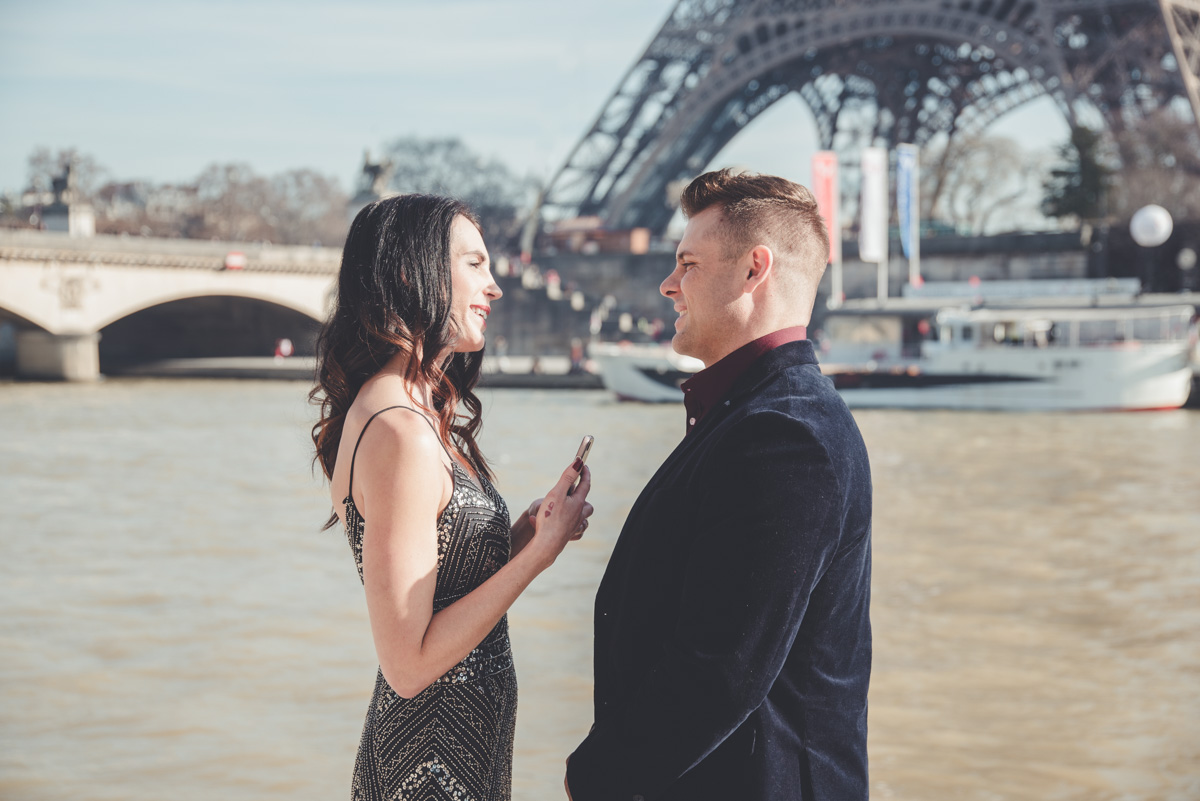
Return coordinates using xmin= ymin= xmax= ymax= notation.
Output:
xmin=569 ymin=435 xmax=594 ymax=494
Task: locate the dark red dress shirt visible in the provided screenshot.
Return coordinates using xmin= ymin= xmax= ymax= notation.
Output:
xmin=681 ymin=325 xmax=807 ymax=434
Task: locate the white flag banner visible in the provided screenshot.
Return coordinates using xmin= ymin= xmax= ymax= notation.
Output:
xmin=859 ymin=147 xmax=888 ymax=265
xmin=896 ymin=144 xmax=918 ymax=260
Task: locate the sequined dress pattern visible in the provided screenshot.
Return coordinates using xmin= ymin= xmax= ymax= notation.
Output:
xmin=343 ymin=408 xmax=515 ymax=801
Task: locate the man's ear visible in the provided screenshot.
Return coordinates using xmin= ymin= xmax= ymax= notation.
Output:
xmin=744 ymin=244 xmax=773 ymax=293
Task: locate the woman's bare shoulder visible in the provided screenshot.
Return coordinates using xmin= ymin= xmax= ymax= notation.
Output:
xmin=332 ymin=400 xmax=447 ymax=504
xmin=351 ymin=405 xmax=444 ymax=469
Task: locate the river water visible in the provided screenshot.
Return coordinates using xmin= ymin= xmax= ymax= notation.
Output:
xmin=0 ymin=380 xmax=1197 ymax=800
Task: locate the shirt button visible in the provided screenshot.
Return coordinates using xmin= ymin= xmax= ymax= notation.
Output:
xmin=688 ymin=417 xmax=696 ymax=425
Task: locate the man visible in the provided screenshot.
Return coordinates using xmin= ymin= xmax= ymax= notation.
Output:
xmin=566 ymin=169 xmax=872 ymax=801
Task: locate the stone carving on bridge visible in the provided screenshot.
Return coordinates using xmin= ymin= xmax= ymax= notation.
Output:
xmin=36 ymin=263 xmax=98 ymax=313
xmin=543 ymin=0 xmax=1200 ymax=234
xmin=57 ymin=273 xmax=91 ymax=310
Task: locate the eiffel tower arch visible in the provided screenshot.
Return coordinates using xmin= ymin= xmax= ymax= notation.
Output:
xmin=544 ymin=0 xmax=1200 ymax=234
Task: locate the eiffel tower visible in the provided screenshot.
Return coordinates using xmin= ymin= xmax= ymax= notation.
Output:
xmin=544 ymin=0 xmax=1200 ymax=234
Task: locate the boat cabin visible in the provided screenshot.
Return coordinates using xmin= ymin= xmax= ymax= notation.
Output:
xmin=931 ymin=306 xmax=1196 ymax=351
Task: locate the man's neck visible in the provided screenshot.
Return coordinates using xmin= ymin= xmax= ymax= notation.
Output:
xmin=698 ymin=320 xmax=808 ymax=367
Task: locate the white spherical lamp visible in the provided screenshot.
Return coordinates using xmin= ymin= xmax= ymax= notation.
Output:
xmin=1129 ymin=204 xmax=1173 ymax=248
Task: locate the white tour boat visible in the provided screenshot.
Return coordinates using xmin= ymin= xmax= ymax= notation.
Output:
xmin=820 ymin=303 xmax=1196 ymax=411
xmin=592 ymin=302 xmax=1196 ymax=410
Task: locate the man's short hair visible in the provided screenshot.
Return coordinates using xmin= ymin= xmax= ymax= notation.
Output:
xmin=679 ymin=168 xmax=830 ymax=281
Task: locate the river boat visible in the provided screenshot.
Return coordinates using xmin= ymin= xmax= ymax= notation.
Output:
xmin=592 ymin=302 xmax=1196 ymax=410
xmin=820 ymin=303 xmax=1196 ymax=411
xmin=588 ymin=341 xmax=702 ymax=402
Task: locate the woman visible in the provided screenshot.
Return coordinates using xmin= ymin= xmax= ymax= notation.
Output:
xmin=310 ymin=194 xmax=593 ymax=800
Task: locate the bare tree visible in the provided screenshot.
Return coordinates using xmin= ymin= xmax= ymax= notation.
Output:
xmin=269 ymin=169 xmax=349 ymax=246
xmin=16 ymin=148 xmax=351 ymax=245
xmin=26 ymin=147 xmax=107 ymax=200
xmin=383 ymin=136 xmax=538 ymax=247
xmin=1107 ymin=107 xmax=1200 ymax=221
xmin=921 ymin=134 xmax=1053 ymax=235
xmin=191 ymin=163 xmax=277 ymax=242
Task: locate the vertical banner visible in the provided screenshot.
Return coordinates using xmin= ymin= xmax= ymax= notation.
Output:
xmin=811 ymin=150 xmax=842 ymax=307
xmin=896 ymin=143 xmax=921 ymax=286
xmin=811 ymin=151 xmax=840 ymax=264
xmin=859 ymin=146 xmax=889 ymax=299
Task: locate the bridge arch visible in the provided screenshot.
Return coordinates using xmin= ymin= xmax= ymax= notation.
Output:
xmin=98 ymin=294 xmax=325 ymax=371
xmin=0 ymin=302 xmax=54 ymax=334
xmin=90 ymin=286 xmax=328 ymax=333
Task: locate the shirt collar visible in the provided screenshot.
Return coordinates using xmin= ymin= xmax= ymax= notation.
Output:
xmin=680 ymin=325 xmax=807 ymax=434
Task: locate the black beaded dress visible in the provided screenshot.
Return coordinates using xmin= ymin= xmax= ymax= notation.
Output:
xmin=343 ymin=406 xmax=517 ymax=801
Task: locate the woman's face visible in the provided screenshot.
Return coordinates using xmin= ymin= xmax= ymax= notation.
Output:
xmin=448 ymin=215 xmax=502 ymax=353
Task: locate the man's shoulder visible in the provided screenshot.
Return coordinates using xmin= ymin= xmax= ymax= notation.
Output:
xmin=744 ymin=356 xmax=842 ymax=418
xmin=733 ymin=359 xmax=869 ymax=468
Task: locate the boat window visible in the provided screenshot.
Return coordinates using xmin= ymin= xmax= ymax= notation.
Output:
xmin=1079 ymin=319 xmax=1120 ymax=345
xmin=1169 ymin=312 xmax=1192 ymax=340
xmin=961 ymin=325 xmax=973 ymax=341
xmin=1132 ymin=315 xmax=1166 ymax=341
xmin=991 ymin=322 xmax=1025 ymax=346
xmin=826 ymin=315 xmax=902 ymax=344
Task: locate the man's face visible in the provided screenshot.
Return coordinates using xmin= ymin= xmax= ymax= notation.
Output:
xmin=660 ymin=205 xmax=747 ymax=366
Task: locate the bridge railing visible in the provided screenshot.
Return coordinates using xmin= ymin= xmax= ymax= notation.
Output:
xmin=0 ymin=230 xmax=342 ymax=275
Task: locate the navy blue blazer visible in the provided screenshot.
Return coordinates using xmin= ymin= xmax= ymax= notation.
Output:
xmin=567 ymin=340 xmax=872 ymax=801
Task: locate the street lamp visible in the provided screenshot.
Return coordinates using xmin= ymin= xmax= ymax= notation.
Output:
xmin=1129 ymin=204 xmax=1173 ymax=292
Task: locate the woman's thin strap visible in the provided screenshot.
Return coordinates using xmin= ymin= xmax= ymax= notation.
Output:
xmin=346 ymin=405 xmax=453 ymax=498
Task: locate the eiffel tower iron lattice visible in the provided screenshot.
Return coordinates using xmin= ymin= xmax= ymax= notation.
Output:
xmin=544 ymin=0 xmax=1200 ymax=235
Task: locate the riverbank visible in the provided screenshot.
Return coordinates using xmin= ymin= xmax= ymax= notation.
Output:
xmin=101 ymin=356 xmax=605 ymax=389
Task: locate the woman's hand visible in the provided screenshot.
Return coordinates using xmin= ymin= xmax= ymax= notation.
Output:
xmin=513 ymin=490 xmax=593 ymax=555
xmin=524 ymin=460 xmax=593 ymax=569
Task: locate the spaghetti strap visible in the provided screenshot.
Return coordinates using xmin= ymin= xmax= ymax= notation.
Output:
xmin=346 ymin=405 xmax=453 ymax=499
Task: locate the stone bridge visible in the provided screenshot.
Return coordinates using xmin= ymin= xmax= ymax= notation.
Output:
xmin=0 ymin=230 xmax=340 ymax=380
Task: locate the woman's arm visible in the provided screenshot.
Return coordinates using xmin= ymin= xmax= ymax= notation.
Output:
xmin=510 ymin=503 xmax=538 ymax=557
xmin=356 ymin=414 xmax=590 ymax=698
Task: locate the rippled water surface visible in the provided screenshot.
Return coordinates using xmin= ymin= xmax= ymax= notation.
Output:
xmin=0 ymin=380 xmax=1197 ymax=800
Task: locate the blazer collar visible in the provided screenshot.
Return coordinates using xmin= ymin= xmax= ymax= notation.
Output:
xmin=726 ymin=339 xmax=818 ymax=405
xmin=640 ymin=340 xmax=819 ymax=494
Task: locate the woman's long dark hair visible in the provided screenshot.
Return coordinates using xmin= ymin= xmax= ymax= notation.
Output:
xmin=310 ymin=194 xmax=491 ymax=528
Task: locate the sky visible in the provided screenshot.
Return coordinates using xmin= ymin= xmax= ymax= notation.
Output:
xmin=0 ymin=0 xmax=1069 ymax=200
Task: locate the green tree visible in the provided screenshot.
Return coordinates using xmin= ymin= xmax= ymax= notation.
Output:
xmin=1042 ymin=125 xmax=1112 ymax=223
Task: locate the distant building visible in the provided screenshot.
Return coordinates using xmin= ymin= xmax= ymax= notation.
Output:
xmin=546 ymin=216 xmax=651 ymax=255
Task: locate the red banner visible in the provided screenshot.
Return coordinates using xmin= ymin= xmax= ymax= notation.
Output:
xmin=811 ymin=151 xmax=840 ymax=264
